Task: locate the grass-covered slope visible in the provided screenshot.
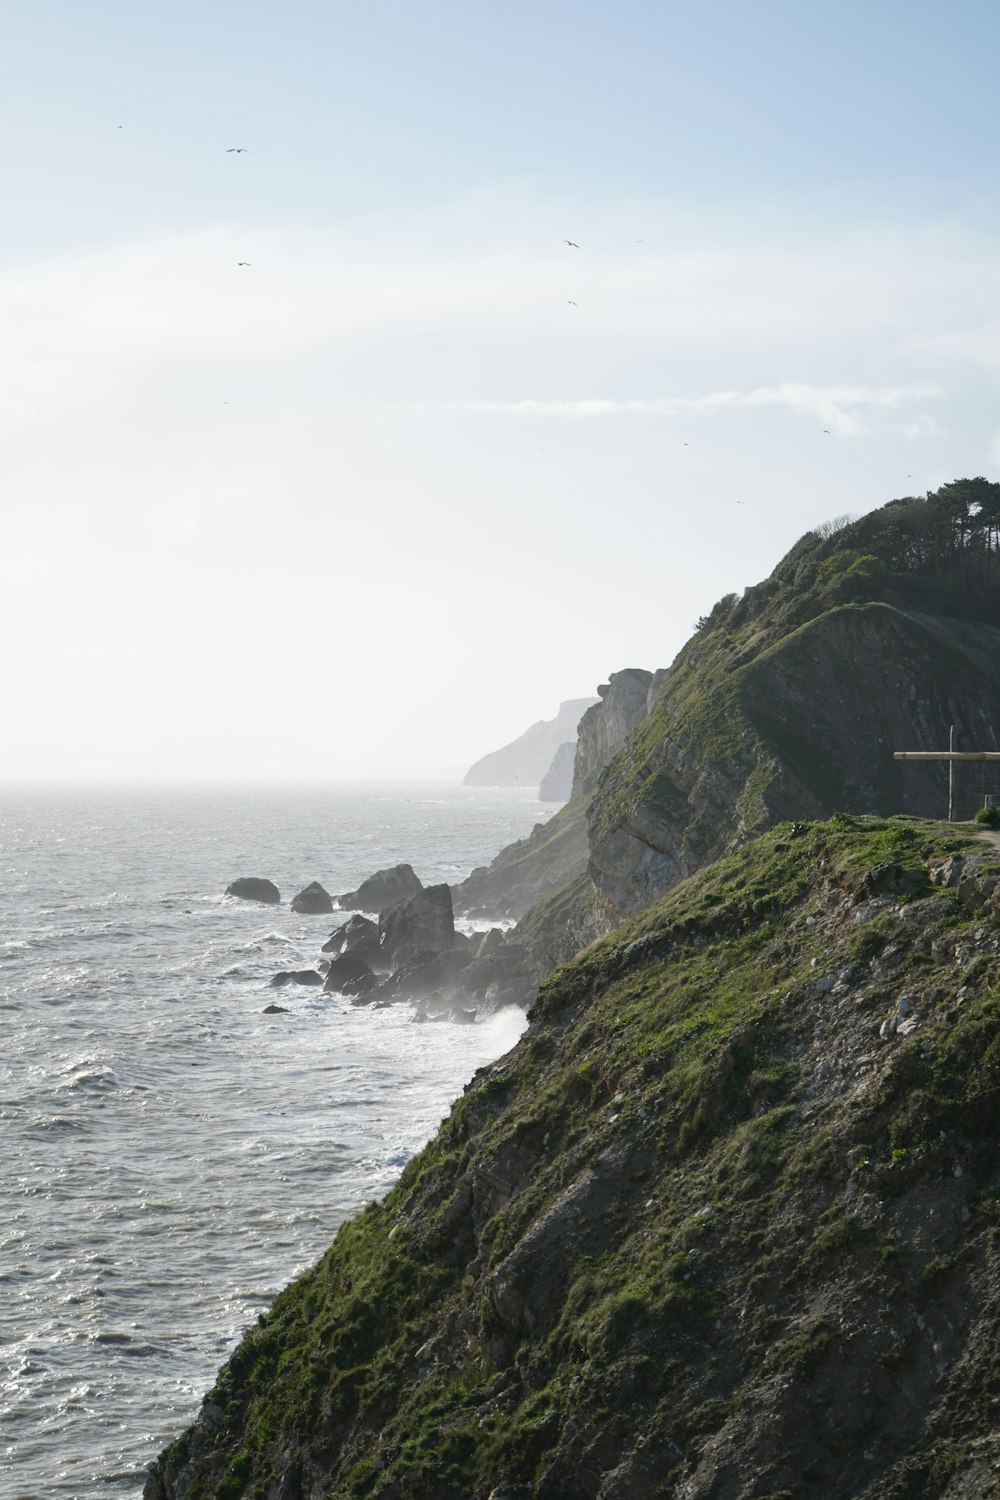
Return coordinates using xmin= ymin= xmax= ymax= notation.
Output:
xmin=147 ymin=816 xmax=1000 ymax=1499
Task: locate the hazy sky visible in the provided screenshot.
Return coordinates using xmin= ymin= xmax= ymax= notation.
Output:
xmin=4 ymin=0 xmax=1000 ymax=779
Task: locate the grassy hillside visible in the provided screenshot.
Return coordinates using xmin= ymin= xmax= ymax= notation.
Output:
xmin=147 ymin=815 xmax=1000 ymax=1499
xmin=586 ymin=487 xmax=1000 ymax=918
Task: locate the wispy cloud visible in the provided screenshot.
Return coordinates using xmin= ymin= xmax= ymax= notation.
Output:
xmin=416 ymin=382 xmax=943 ymax=435
xmin=902 ymin=412 xmax=947 ymax=440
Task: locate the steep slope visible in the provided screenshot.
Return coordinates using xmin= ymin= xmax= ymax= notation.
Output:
xmin=586 ymin=486 xmax=1000 ymax=920
xmin=463 ymin=699 xmax=598 ymax=788
xmin=455 ymin=673 xmax=653 ymax=920
xmin=146 ymin=816 xmax=1000 ymax=1500
xmin=460 ymin=486 xmax=1000 ymax=977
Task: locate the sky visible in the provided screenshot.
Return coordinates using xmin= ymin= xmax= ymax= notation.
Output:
xmin=3 ymin=0 xmax=1000 ymax=780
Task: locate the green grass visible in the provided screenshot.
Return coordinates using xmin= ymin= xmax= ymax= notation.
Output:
xmin=147 ymin=815 xmax=1000 ymax=1500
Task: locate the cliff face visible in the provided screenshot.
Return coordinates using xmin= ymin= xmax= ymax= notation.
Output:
xmin=147 ymin=482 xmax=1000 ymax=1498
xmin=145 ymin=816 xmax=1000 ymax=1499
xmin=584 ymin=500 xmax=1000 ymax=924
xmin=453 ymin=672 xmax=654 ymax=920
xmin=464 ymin=496 xmax=1000 ymax=967
xmin=538 ymin=741 xmax=575 ymax=801
xmin=462 ymin=698 xmax=598 ymax=788
xmin=571 ymin=670 xmax=654 ymax=796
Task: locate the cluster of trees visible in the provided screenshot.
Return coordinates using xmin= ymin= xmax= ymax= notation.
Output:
xmin=694 ymin=479 xmax=1000 ymax=638
xmin=852 ymin=479 xmax=1000 ymax=578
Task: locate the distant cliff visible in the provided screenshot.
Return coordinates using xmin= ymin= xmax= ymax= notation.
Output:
xmin=453 ymin=673 xmax=654 ymax=920
xmin=462 ymin=697 xmax=597 ymax=788
xmin=537 ymin=741 xmax=574 ymax=801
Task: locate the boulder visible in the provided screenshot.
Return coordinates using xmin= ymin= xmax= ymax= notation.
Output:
xmin=336 ymin=863 xmax=423 ymax=912
xmin=262 ymin=1003 xmax=289 ymax=1014
xmin=226 ymin=877 xmax=280 ymax=905
xmin=388 ymin=947 xmax=471 ymax=1000
xmin=460 ymin=943 xmax=534 ymax=1012
xmin=470 ymin=926 xmax=506 ymax=959
xmin=323 ymin=952 xmax=376 ymax=995
xmin=413 ymin=996 xmax=478 ymax=1024
xmin=379 ymin=884 xmax=455 ymax=968
xmin=290 ymin=881 xmax=334 ymax=915
xmin=343 ymin=971 xmax=380 ymax=1000
xmin=321 ymin=914 xmax=383 ymax=968
xmin=269 ymin=970 xmax=324 ymax=988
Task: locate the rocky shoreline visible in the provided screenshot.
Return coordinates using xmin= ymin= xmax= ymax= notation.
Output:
xmin=223 ymin=668 xmax=663 ymax=1025
xmin=148 ymin=485 xmax=1000 ymax=1498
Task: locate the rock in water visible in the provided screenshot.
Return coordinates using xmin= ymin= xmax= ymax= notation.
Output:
xmin=322 ymin=913 xmax=378 ymax=951
xmin=335 ymin=864 xmax=423 ymax=912
xmin=379 ymin=884 xmax=455 ymax=968
xmin=290 ymin=881 xmax=334 ymax=915
xmin=321 ymin=914 xmax=383 ymax=968
xmin=225 ymin=877 xmax=280 ymax=904
xmin=323 ymin=952 xmax=376 ymax=994
xmin=269 ymin=970 xmax=324 ymax=988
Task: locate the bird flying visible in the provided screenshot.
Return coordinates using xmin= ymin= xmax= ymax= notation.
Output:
xmin=237 ymin=261 xmax=251 ymax=267
xmin=566 ymin=299 xmax=578 ymax=306
xmin=564 ymin=239 xmax=580 ymax=248
xmin=226 ymin=147 xmax=248 ymax=153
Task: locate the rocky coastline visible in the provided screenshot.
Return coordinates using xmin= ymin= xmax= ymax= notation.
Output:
xmin=149 ymin=483 xmax=1000 ymax=1498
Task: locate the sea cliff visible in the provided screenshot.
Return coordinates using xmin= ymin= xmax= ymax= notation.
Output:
xmin=147 ymin=481 xmax=1000 ymax=1498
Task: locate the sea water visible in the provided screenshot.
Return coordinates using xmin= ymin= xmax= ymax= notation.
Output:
xmin=0 ymin=783 xmax=554 ymax=1499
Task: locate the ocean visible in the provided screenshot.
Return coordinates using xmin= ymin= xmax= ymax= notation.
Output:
xmin=0 ymin=782 xmax=555 ymax=1500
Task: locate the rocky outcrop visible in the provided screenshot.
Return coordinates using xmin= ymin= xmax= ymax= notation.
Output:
xmin=290 ymin=881 xmax=334 ymax=914
xmin=225 ymin=877 xmax=280 ymax=904
xmin=323 ymin=952 xmax=376 ymax=995
xmin=322 ymin=914 xmax=383 ymax=968
xmin=336 ymin=864 xmax=423 ymax=912
xmin=453 ymin=670 xmax=656 ymax=921
xmin=268 ymin=969 xmax=324 ymax=987
xmin=538 ymin=740 xmax=575 ymax=801
xmin=587 ymin=604 xmax=1000 ymax=919
xmin=151 ymin=481 xmax=1000 ymax=1497
xmin=571 ymin=668 xmax=654 ymax=796
xmin=146 ymin=816 xmax=1000 ymax=1500
xmin=379 ymin=884 xmax=455 ymax=968
xmin=463 ymin=697 xmax=598 ymax=787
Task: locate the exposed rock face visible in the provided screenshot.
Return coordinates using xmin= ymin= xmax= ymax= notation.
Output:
xmin=571 ymin=667 xmax=654 ymax=796
xmin=145 ymin=818 xmax=1000 ymax=1500
xmin=387 ymin=947 xmax=471 ymax=1001
xmin=587 ymin=605 xmax=1000 ymax=919
xmin=537 ymin=740 xmax=575 ymax=801
xmin=336 ymin=864 xmax=423 ymax=912
xmin=379 ymin=884 xmax=455 ymax=968
xmin=225 ymin=877 xmax=280 ymax=904
xmin=453 ymin=671 xmax=655 ymax=921
xmin=290 ymin=881 xmax=334 ymax=914
xmin=323 ymin=952 xmax=376 ymax=994
xmin=463 ymin=697 xmax=598 ymax=787
xmin=322 ymin=914 xmax=382 ymax=968
xmin=148 ymin=484 xmax=1000 ymax=1499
